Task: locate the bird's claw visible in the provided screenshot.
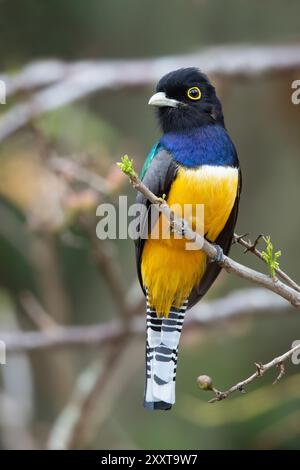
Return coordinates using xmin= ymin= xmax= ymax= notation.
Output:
xmin=209 ymin=244 xmax=224 ymax=263
xmin=171 ymin=218 xmax=188 ymax=236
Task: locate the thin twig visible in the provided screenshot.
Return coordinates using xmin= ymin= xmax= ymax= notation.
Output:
xmin=204 ymin=342 xmax=300 ymax=403
xmin=19 ymin=290 xmax=59 ymax=332
xmin=233 ymin=233 xmax=300 ymax=293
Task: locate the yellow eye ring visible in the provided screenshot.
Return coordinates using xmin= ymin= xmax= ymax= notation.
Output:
xmin=187 ymin=86 xmax=202 ymax=101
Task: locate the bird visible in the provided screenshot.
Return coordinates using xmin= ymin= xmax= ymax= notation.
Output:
xmin=135 ymin=68 xmax=241 ymax=410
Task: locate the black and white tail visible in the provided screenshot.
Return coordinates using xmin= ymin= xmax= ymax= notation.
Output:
xmin=144 ymin=292 xmax=188 ymax=410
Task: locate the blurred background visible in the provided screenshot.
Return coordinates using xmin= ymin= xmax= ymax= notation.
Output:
xmin=0 ymin=0 xmax=300 ymax=450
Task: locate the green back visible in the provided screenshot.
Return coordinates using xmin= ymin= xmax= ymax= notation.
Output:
xmin=140 ymin=141 xmax=161 ymax=180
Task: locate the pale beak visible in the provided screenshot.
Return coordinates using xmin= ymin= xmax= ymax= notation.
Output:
xmin=148 ymin=91 xmax=179 ymax=108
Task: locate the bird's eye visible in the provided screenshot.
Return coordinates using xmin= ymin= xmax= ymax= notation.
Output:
xmin=187 ymin=87 xmax=201 ymax=101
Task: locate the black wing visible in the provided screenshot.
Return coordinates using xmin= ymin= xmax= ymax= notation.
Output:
xmin=187 ymin=167 xmax=242 ymax=308
xmin=135 ymin=149 xmax=178 ymax=294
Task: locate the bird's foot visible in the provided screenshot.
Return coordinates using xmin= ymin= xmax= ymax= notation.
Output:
xmin=209 ymin=244 xmax=224 ymax=264
xmin=171 ymin=218 xmax=188 ymax=236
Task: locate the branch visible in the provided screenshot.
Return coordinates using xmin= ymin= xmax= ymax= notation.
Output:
xmin=233 ymin=233 xmax=300 ymax=293
xmin=48 ymin=339 xmax=129 ymax=450
xmin=49 ymin=155 xmax=111 ymax=196
xmin=0 ymin=288 xmax=292 ymax=353
xmin=20 ymin=290 xmax=59 ymax=331
xmin=79 ymin=215 xmax=133 ymax=321
xmin=197 ymin=342 xmax=300 ymax=403
xmin=118 ymin=157 xmax=300 ymax=307
xmin=3 ymin=44 xmax=300 ymax=98
xmin=1 ymin=43 xmax=300 ymax=141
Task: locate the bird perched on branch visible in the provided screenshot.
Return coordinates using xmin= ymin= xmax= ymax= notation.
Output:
xmin=135 ymin=68 xmax=241 ymax=410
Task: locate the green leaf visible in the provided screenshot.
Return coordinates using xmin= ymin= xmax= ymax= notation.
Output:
xmin=117 ymin=155 xmax=137 ymax=178
xmin=261 ymin=236 xmax=282 ymax=278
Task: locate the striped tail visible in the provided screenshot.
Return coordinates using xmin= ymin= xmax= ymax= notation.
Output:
xmin=144 ymin=292 xmax=188 ymax=410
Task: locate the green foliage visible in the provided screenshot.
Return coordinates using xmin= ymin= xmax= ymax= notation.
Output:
xmin=117 ymin=155 xmax=137 ymax=178
xmin=261 ymin=236 xmax=281 ymax=277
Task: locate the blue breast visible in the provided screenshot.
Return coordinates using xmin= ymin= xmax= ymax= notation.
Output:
xmin=160 ymin=124 xmax=238 ymax=168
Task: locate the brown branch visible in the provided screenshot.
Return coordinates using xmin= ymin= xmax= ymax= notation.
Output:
xmin=48 ymin=339 xmax=127 ymax=449
xmin=233 ymin=233 xmax=300 ymax=293
xmin=1 ymin=319 xmax=122 ymax=353
xmin=197 ymin=342 xmax=300 ymax=403
xmin=49 ymin=155 xmax=111 ymax=196
xmin=1 ymin=43 xmax=300 ymax=141
xmin=122 ymin=168 xmax=300 ymax=307
xmin=48 ymin=339 xmax=141 ymax=450
xmin=20 ymin=290 xmax=59 ymax=331
xmin=79 ymin=215 xmax=132 ymax=321
xmin=0 ymin=288 xmax=292 ymax=353
xmin=90 ymin=238 xmax=132 ymax=321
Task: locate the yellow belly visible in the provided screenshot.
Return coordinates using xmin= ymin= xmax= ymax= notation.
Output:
xmin=141 ymin=165 xmax=239 ymax=316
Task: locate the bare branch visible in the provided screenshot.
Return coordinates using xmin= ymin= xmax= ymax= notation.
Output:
xmin=0 ymin=288 xmax=292 ymax=353
xmin=20 ymin=290 xmax=59 ymax=331
xmin=49 ymin=155 xmax=111 ymax=196
xmin=1 ymin=43 xmax=300 ymax=141
xmin=48 ymin=339 xmax=127 ymax=449
xmin=3 ymin=44 xmax=300 ymax=98
xmin=233 ymin=233 xmax=300 ymax=293
xmin=48 ymin=339 xmax=142 ymax=450
xmin=198 ymin=342 xmax=300 ymax=403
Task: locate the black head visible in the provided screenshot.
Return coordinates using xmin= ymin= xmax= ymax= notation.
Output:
xmin=149 ymin=68 xmax=224 ymax=133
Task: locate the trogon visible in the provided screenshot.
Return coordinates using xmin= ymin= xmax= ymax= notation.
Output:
xmin=135 ymin=68 xmax=241 ymax=410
